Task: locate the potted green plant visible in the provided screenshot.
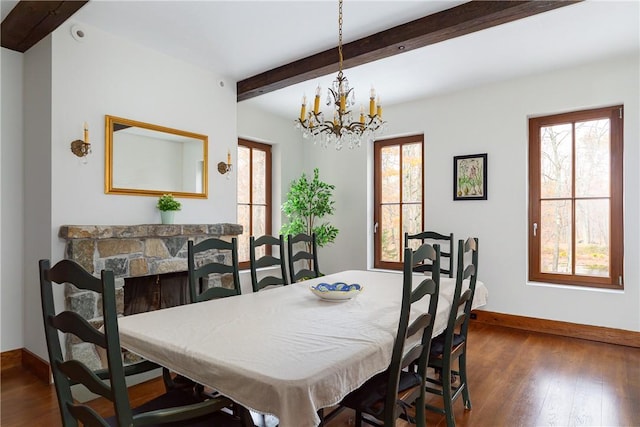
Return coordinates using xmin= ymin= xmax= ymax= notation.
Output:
xmin=157 ymin=194 xmax=181 ymax=224
xmin=281 ymin=168 xmax=339 ymax=267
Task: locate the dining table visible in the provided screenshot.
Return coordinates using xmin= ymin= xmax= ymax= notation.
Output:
xmin=117 ymin=269 xmax=488 ymax=427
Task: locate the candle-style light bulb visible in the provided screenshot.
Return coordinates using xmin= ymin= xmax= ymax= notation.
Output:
xmin=83 ymin=121 xmax=89 ymax=143
xmin=314 ymin=85 xmax=321 ymax=114
xmin=300 ymin=95 xmax=307 ymax=121
xmin=369 ymin=88 xmax=376 ymax=117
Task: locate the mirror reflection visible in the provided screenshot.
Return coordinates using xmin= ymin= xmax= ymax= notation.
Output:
xmin=105 ymin=115 xmax=208 ymax=198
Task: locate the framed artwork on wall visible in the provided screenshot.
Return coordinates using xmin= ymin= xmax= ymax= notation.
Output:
xmin=453 ymin=153 xmax=487 ymax=200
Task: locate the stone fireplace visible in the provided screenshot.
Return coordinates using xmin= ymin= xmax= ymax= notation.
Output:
xmin=59 ymin=223 xmax=242 ymax=368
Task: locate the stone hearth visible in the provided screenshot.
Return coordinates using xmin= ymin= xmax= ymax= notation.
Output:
xmin=59 ymin=223 xmax=242 ymax=368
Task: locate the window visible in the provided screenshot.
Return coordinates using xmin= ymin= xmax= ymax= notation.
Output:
xmin=374 ymin=135 xmax=424 ymax=270
xmin=237 ymin=139 xmax=272 ymax=268
xmin=528 ymin=105 xmax=623 ymax=289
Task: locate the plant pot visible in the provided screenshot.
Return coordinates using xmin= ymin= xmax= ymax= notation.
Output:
xmin=160 ymin=211 xmax=175 ymax=225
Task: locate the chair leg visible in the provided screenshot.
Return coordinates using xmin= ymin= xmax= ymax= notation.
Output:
xmin=459 ymin=352 xmax=471 ymax=410
xmin=235 ymin=405 xmax=255 ymax=427
xmin=442 ymin=364 xmax=456 ymax=427
xmin=162 ymin=367 xmax=174 ymax=390
xmin=414 ymin=389 xmax=427 ymax=427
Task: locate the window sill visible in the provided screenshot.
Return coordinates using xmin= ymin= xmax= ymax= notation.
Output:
xmin=526 ymin=280 xmax=624 ymax=294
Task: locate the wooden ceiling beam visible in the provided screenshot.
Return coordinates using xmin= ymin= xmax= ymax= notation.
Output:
xmin=1 ymin=1 xmax=88 ymax=52
xmin=237 ymin=0 xmax=580 ymax=102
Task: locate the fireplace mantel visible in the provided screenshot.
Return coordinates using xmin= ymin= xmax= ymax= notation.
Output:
xmin=59 ymin=223 xmax=242 ymax=278
xmin=59 ymin=224 xmax=242 ymax=240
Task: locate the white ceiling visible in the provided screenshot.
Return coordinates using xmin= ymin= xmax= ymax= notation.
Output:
xmin=4 ymin=0 xmax=639 ymax=119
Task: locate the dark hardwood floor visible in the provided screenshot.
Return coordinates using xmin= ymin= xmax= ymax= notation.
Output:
xmin=2 ymin=323 xmax=639 ymax=426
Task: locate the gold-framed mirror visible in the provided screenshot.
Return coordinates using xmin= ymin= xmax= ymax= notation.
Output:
xmin=105 ymin=115 xmax=208 ymax=198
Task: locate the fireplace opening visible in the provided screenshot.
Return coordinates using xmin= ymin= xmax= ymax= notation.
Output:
xmin=123 ymin=271 xmax=191 ymax=315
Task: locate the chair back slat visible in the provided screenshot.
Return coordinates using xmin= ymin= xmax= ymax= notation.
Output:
xmin=291 ymin=252 xmax=314 ymax=262
xmin=197 ymin=286 xmax=239 ymax=301
xmin=462 ymin=263 xmax=476 ymax=280
xmin=253 ymin=234 xmax=281 ymax=247
xmin=197 ymin=262 xmax=235 ymax=277
xmin=254 ymin=255 xmax=282 ymax=269
xmin=58 ymin=359 xmax=113 ymax=399
xmin=46 ymin=259 xmax=103 ymax=293
xmin=410 ymin=277 xmax=437 ymax=304
xmin=256 ymin=275 xmax=286 ymax=288
xmin=50 ymin=311 xmax=106 ymax=347
xmin=401 ymin=343 xmax=424 ymax=368
xmin=406 ymin=312 xmax=432 ymax=338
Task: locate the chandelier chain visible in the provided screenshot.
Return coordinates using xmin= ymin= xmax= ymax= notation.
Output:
xmin=338 ymin=0 xmax=343 ymax=74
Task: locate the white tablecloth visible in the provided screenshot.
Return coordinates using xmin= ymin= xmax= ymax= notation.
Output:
xmin=118 ymin=270 xmax=487 ymax=427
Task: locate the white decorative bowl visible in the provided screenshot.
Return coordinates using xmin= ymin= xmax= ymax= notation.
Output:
xmin=310 ymin=282 xmax=363 ymax=301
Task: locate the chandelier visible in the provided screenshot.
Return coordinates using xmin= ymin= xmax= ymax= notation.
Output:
xmin=295 ymin=0 xmax=386 ymax=150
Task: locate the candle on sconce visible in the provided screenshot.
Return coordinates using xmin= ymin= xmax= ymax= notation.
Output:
xmin=83 ymin=122 xmax=89 ymax=143
xmin=227 ymin=149 xmax=231 ymax=165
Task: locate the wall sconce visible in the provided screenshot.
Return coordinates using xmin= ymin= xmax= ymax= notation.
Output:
xmin=71 ymin=122 xmax=91 ymax=158
xmin=217 ymin=150 xmax=232 ymax=176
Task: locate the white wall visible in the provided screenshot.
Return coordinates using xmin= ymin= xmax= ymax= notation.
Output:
xmin=1 ymin=48 xmax=25 ymax=352
xmin=307 ymin=55 xmax=640 ymax=332
xmin=23 ymin=37 xmax=54 ymax=358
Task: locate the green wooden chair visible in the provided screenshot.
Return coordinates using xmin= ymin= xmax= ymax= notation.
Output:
xmin=39 ymin=259 xmax=248 ymax=427
xmin=404 ymin=231 xmax=454 ymax=278
xmin=287 ymin=233 xmax=320 ymax=283
xmin=188 ymin=237 xmax=241 ymax=303
xmin=424 ymin=237 xmax=479 ymax=427
xmin=249 ymin=234 xmax=288 ymax=292
xmin=334 ymin=243 xmax=441 ymax=427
